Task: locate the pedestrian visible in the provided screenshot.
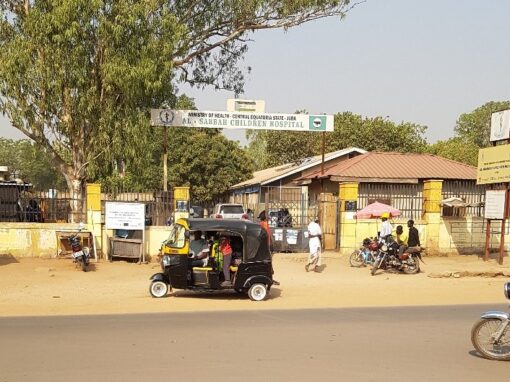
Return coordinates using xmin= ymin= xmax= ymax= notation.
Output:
xmin=259 ymin=213 xmax=272 ymax=251
xmin=406 ymin=219 xmax=421 ymax=253
xmin=306 ymin=217 xmax=322 ymax=272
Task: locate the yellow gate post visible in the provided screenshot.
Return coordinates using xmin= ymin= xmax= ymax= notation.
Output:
xmin=423 ymin=180 xmax=443 ymax=255
xmin=86 ymin=183 xmax=102 ymax=259
xmin=338 ymin=182 xmax=359 ymax=252
xmin=173 ymin=186 xmax=190 ymax=221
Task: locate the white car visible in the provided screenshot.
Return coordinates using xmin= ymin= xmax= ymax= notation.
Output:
xmin=212 ymin=203 xmax=249 ymax=220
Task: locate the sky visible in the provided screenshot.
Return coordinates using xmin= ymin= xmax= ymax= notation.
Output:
xmin=1 ymin=0 xmax=510 ymax=146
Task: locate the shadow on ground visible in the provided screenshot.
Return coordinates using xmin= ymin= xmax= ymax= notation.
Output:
xmin=0 ymin=254 xmax=19 ymax=266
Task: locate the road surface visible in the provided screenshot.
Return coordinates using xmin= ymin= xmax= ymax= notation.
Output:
xmin=0 ymin=304 xmax=508 ymax=381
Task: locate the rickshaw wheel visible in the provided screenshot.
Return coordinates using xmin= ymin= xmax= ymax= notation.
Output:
xmin=149 ymin=281 xmax=169 ymax=298
xmin=248 ymin=283 xmax=267 ymax=301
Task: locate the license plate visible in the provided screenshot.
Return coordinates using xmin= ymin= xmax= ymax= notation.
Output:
xmin=72 ymin=251 xmax=84 ymax=258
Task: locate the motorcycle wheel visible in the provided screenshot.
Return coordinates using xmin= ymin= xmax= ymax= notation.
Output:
xmin=371 ymin=259 xmax=380 ymax=276
xmin=149 ymin=281 xmax=169 ymax=298
xmin=349 ymin=250 xmax=364 ymax=267
xmin=77 ymin=257 xmax=87 ymax=272
xmin=402 ymin=255 xmax=420 ymax=274
xmin=471 ymin=318 xmax=510 ymax=361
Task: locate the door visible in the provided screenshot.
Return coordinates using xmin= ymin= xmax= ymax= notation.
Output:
xmin=319 ymin=193 xmax=338 ymax=250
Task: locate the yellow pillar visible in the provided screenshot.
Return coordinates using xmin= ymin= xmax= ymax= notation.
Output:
xmin=422 ymin=180 xmax=443 ymax=255
xmin=86 ymin=183 xmax=102 ymax=258
xmin=338 ymin=182 xmax=359 ymax=251
xmin=173 ymin=186 xmax=190 ymax=221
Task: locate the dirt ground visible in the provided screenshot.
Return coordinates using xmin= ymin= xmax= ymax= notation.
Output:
xmin=0 ymin=252 xmax=509 ymax=317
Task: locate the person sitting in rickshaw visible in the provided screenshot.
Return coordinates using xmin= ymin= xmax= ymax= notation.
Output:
xmin=219 ymin=235 xmax=233 ymax=287
xmin=189 ymin=230 xmax=209 ymax=267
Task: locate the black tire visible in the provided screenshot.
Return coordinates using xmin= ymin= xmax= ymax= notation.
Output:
xmin=371 ymin=259 xmax=380 ymax=276
xmin=79 ymin=258 xmax=87 ymax=272
xmin=349 ymin=250 xmax=364 ymax=267
xmin=471 ymin=318 xmax=510 ymax=361
xmin=149 ymin=281 xmax=169 ymax=298
xmin=402 ymin=255 xmax=420 ymax=274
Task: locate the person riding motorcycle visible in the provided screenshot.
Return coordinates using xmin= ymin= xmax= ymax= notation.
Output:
xmin=379 ymin=212 xmax=393 ymax=242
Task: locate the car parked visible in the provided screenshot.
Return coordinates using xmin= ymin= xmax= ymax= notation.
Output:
xmin=211 ymin=203 xmax=249 ymax=220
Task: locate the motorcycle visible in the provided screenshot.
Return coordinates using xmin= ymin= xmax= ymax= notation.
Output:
xmin=471 ymin=282 xmax=510 ymax=361
xmin=349 ymin=237 xmax=378 ymax=267
xmin=69 ymin=223 xmax=90 ymax=272
xmin=370 ymin=236 xmax=421 ymax=276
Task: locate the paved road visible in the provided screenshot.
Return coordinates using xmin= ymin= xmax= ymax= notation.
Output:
xmin=0 ymin=304 xmax=508 ymax=382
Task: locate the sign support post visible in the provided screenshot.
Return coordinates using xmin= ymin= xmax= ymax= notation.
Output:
xmin=479 ymin=109 xmax=510 ymax=264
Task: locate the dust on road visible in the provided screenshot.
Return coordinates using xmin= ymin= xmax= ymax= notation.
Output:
xmin=0 ymin=252 xmax=508 ymax=317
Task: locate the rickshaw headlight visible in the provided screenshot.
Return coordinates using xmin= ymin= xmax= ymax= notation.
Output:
xmin=162 ymin=255 xmax=171 ymax=267
xmin=381 ymin=245 xmax=388 ymax=252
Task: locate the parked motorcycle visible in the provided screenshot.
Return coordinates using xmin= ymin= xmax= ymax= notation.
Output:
xmin=471 ymin=282 xmax=510 ymax=361
xmin=350 ymin=237 xmax=378 ymax=267
xmin=69 ymin=223 xmax=90 ymax=272
xmin=370 ymin=236 xmax=421 ymax=276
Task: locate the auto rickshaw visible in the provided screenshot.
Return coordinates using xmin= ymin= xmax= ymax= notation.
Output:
xmin=149 ymin=218 xmax=276 ymax=301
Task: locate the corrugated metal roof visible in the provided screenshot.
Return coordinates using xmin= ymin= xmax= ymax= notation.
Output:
xmin=231 ymin=147 xmax=367 ymax=189
xmin=298 ymin=152 xmax=477 ymax=181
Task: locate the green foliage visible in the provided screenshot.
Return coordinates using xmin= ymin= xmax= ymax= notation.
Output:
xmin=454 ymin=101 xmax=510 ymax=148
xmin=426 ymin=137 xmax=479 ymax=167
xmin=167 ymin=131 xmax=254 ymax=203
xmin=245 ymin=112 xmax=428 ymax=168
xmin=0 ymin=138 xmax=66 ymax=189
xmin=327 ymin=112 xmax=428 ymax=153
xmin=0 ymin=0 xmax=354 ymax=203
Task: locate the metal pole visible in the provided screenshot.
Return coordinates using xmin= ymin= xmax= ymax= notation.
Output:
xmin=321 ymin=132 xmax=325 ymax=175
xmin=484 ymin=219 xmax=491 ymax=262
xmin=499 ymin=189 xmax=509 ymax=265
xmin=163 ymin=127 xmax=168 ymax=192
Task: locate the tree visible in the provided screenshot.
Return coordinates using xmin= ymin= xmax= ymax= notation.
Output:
xmin=326 ymin=112 xmax=428 ymax=153
xmin=245 ymin=112 xmax=428 ymax=168
xmin=426 ymin=137 xmax=479 ymax=167
xmin=0 ymin=138 xmax=65 ymax=189
xmin=454 ymin=101 xmax=510 ymax=148
xmin=0 ymin=1 xmax=355 ymax=219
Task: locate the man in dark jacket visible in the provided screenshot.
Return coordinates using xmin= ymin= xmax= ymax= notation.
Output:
xmin=407 ymin=219 xmax=421 ymax=252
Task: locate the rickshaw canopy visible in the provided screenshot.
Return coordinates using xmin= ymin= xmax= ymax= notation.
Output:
xmin=176 ymin=218 xmax=271 ymax=262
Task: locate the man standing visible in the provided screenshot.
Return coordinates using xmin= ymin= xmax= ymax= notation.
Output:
xmin=306 ymin=217 xmax=322 ymax=272
xmin=259 ymin=213 xmax=272 ymax=250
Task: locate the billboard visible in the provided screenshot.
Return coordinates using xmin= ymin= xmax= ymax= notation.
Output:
xmin=477 ymin=145 xmax=510 ymax=185
xmin=490 ymin=109 xmax=510 ymax=142
xmin=150 ymin=109 xmax=334 ymax=132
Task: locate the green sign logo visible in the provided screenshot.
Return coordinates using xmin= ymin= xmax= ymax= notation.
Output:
xmin=309 ymin=115 xmax=326 ymax=131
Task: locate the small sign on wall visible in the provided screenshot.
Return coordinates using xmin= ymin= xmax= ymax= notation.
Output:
xmin=105 ymin=202 xmax=145 ymax=230
xmin=484 ymin=190 xmax=507 ymax=220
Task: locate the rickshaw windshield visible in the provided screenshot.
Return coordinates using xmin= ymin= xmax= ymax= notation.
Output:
xmin=165 ymin=224 xmax=186 ymax=249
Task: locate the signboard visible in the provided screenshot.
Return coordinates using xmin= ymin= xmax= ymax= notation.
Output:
xmin=484 ymin=190 xmax=507 ymax=220
xmin=477 ymin=145 xmax=510 ymax=185
xmin=226 ymin=99 xmax=265 ymax=113
xmin=151 ymin=109 xmax=334 ymax=132
xmin=490 ymin=109 xmax=510 ymax=142
xmin=105 ymin=202 xmax=145 ymax=230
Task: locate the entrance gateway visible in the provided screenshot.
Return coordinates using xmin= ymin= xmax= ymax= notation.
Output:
xmin=150 ymin=102 xmax=336 ymax=249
